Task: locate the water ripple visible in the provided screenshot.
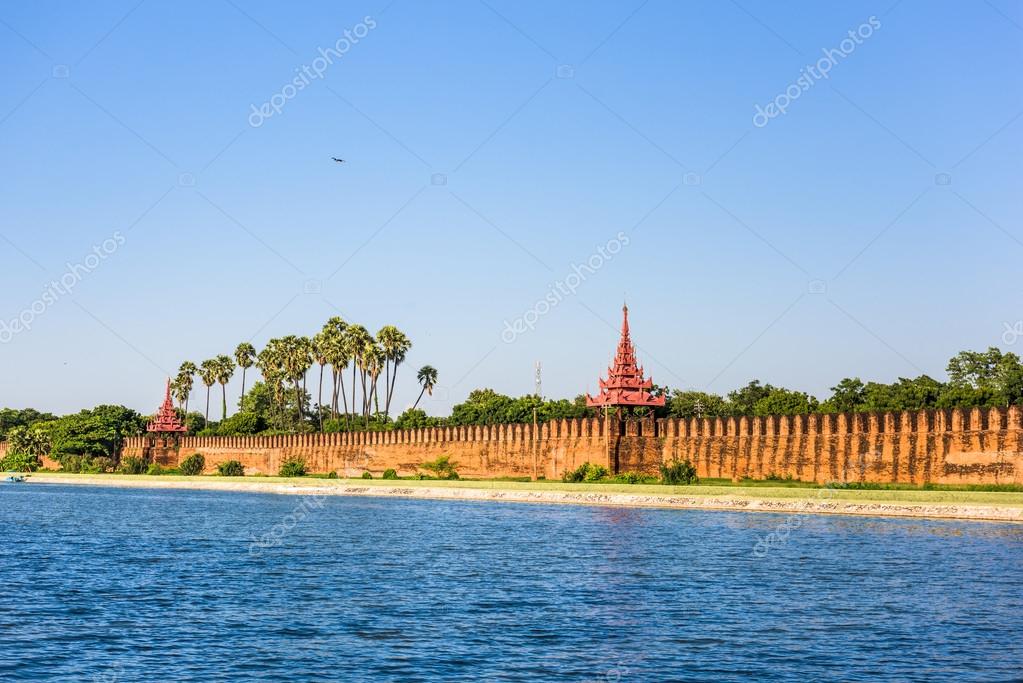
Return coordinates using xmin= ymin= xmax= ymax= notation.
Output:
xmin=0 ymin=484 xmax=1021 ymax=681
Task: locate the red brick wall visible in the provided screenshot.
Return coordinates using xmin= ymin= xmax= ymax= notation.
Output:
xmin=67 ymin=406 xmax=1023 ymax=485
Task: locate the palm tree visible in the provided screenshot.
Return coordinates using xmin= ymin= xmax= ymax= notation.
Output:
xmin=234 ymin=342 xmax=256 ymax=399
xmin=412 ymin=365 xmax=438 ymax=411
xmin=345 ymin=324 xmax=372 ymax=423
xmin=377 ymin=325 xmax=412 ymax=419
xmin=277 ymin=335 xmax=311 ymax=426
xmin=320 ymin=317 xmax=349 ymax=423
xmin=174 ymin=361 xmax=196 ymax=411
xmin=215 ymin=354 xmax=235 ymax=420
xmin=296 ymin=336 xmax=313 ymax=417
xmin=311 ymin=331 xmax=329 ymax=430
xmin=176 ymin=361 xmax=197 ymax=414
xmin=199 ymin=359 xmax=218 ymax=422
xmin=363 ymin=341 xmax=385 ymax=423
xmin=257 ymin=342 xmax=285 ymax=428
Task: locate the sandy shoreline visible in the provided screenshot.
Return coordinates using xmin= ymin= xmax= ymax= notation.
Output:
xmin=19 ymin=474 xmax=1023 ymax=523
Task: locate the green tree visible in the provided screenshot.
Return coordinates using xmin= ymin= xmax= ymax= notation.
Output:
xmin=821 ymin=378 xmax=866 ymax=413
xmin=946 ymin=347 xmax=1023 ymax=406
xmin=753 ymin=387 xmax=818 ymax=416
xmin=413 ymin=365 xmax=438 ymax=411
xmin=860 ymin=376 xmax=943 ymax=412
xmin=311 ymin=331 xmax=329 ymax=431
xmin=726 ymin=380 xmax=773 ymax=416
xmin=4 ymin=425 xmax=50 ymax=470
xmin=40 ymin=405 xmax=145 ymax=461
xmin=667 ymin=390 xmax=729 ymax=419
xmin=394 ymin=408 xmax=434 ymax=430
xmin=377 ymin=325 xmax=412 ymax=419
xmin=216 ymin=411 xmax=266 ymax=435
xmin=215 ymin=354 xmax=235 ymax=420
xmin=449 ymin=388 xmax=515 ymax=425
xmin=0 ymin=408 xmax=56 ymax=440
xmin=198 ymin=359 xmax=218 ymax=423
xmin=175 ymin=361 xmax=197 ymax=414
xmin=363 ymin=340 xmax=385 ymax=422
xmin=345 ymin=325 xmax=373 ymax=424
xmin=319 ymin=317 xmax=349 ymax=422
xmin=234 ymin=343 xmax=256 ymax=400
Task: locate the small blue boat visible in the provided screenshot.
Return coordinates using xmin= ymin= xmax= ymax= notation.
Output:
xmin=2 ymin=472 xmax=27 ymax=483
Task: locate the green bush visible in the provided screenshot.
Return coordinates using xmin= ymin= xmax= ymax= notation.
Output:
xmin=419 ymin=455 xmax=458 ymax=480
xmin=0 ymin=450 xmax=41 ymax=472
xmin=361 ymin=471 xmax=373 ymax=479
xmin=146 ymin=462 xmax=166 ymax=475
xmin=382 ymin=468 xmax=398 ymax=480
xmin=562 ymin=462 xmax=609 ymax=483
xmin=119 ymin=455 xmax=147 ymax=475
xmin=660 ymin=459 xmax=698 ymax=485
xmin=278 ymin=457 xmax=307 ymax=477
xmin=612 ymin=471 xmax=657 ymax=484
xmin=55 ymin=454 xmax=127 ymax=474
xmin=179 ymin=453 xmax=205 ymax=476
xmin=217 ymin=460 xmax=244 ymax=476
xmin=327 ymin=471 xmax=338 ymax=479
xmin=82 ymin=456 xmax=116 ymax=474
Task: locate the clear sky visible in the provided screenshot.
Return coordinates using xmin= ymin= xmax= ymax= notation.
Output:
xmin=1 ymin=0 xmax=1021 ymax=417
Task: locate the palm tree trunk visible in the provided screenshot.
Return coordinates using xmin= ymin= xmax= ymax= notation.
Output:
xmin=338 ymin=370 xmax=349 ymax=426
xmin=294 ymin=380 xmax=302 ymax=428
xmin=362 ymin=371 xmax=371 ymax=427
xmin=385 ymin=361 xmax=399 ymax=418
xmin=205 ymin=385 xmax=211 ymax=422
xmin=330 ymin=369 xmax=337 ymax=418
xmin=317 ymin=364 xmax=324 ymax=431
xmin=240 ymin=368 xmax=247 ymax=401
xmin=221 ymin=384 xmax=227 ymax=420
xmin=412 ymin=386 xmax=426 ymax=411
xmin=383 ymin=361 xmax=390 ymax=418
xmin=351 ymin=365 xmax=357 ymax=428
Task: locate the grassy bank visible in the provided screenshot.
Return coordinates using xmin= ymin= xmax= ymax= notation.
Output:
xmin=22 ymin=472 xmax=1023 ymax=508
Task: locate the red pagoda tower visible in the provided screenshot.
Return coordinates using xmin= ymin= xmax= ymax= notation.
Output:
xmin=586 ymin=304 xmax=665 ymax=412
xmin=147 ymin=379 xmax=187 ymax=433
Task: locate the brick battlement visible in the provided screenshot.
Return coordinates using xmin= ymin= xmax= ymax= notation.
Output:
xmin=114 ymin=405 xmax=1023 ymax=450
xmin=15 ymin=406 xmax=1023 ymax=484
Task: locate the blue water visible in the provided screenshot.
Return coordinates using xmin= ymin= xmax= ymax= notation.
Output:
xmin=1 ymin=485 xmax=1021 ymax=682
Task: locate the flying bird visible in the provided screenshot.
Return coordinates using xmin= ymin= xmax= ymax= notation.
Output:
xmin=332 ymin=157 xmax=345 ymax=163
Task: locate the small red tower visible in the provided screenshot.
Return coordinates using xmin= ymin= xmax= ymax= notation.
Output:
xmin=586 ymin=304 xmax=665 ymax=411
xmin=147 ymin=379 xmax=187 ymax=433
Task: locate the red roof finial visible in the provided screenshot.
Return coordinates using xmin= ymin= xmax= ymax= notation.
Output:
xmin=147 ymin=378 xmax=187 ymax=433
xmin=586 ymin=304 xmax=665 ymax=409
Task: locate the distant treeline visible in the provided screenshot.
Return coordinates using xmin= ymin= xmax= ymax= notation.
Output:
xmin=2 ymin=347 xmax=1021 ymax=472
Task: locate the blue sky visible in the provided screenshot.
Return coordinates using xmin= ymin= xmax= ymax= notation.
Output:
xmin=1 ymin=0 xmax=1021 ymax=416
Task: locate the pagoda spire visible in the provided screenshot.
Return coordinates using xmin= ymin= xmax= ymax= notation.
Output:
xmin=585 ymin=305 xmax=665 ymax=410
xmin=147 ymin=379 xmax=187 ymax=433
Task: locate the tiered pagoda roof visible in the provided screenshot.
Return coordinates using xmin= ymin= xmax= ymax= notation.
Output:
xmin=586 ymin=304 xmax=665 ymax=409
xmin=147 ymin=379 xmax=187 ymax=433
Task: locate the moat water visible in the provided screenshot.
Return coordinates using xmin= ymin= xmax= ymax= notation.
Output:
xmin=1 ymin=485 xmax=1021 ymax=682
